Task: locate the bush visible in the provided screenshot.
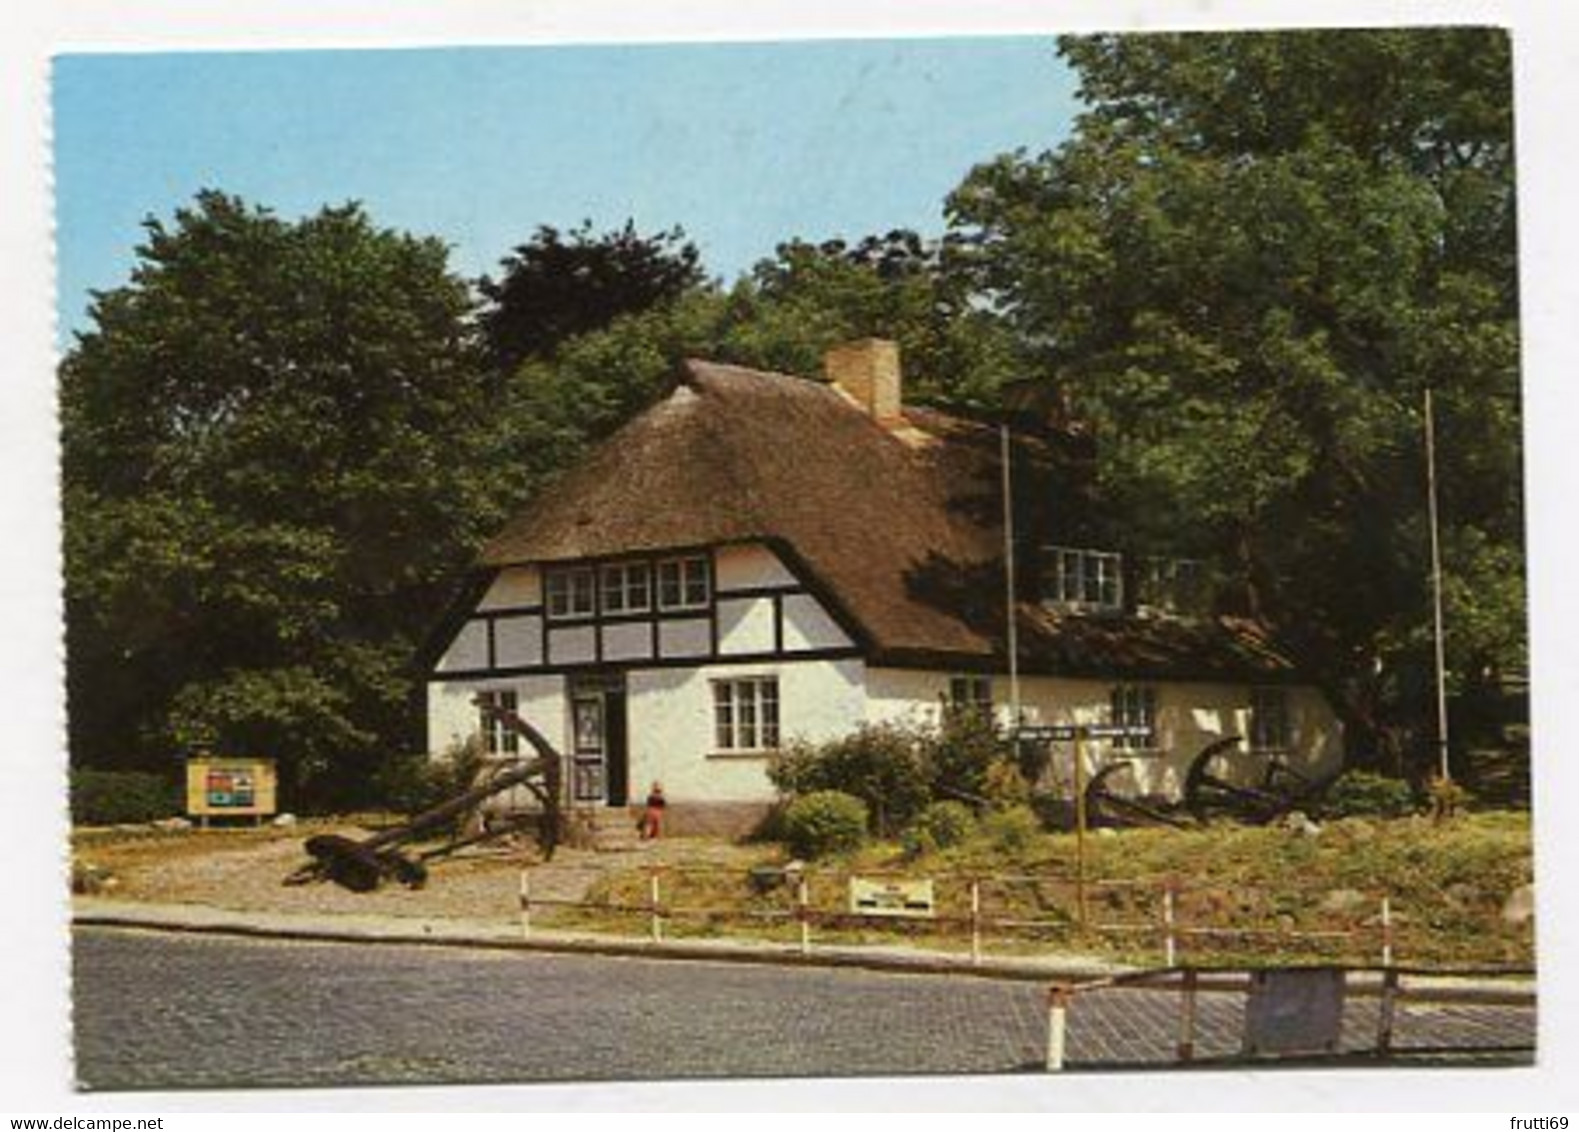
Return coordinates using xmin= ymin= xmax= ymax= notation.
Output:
xmin=981 ymin=804 xmax=1042 ymax=851
xmin=1321 ymin=770 xmax=1418 ymax=819
xmin=769 ymin=724 xmax=928 ymax=837
xmin=982 ymin=759 xmax=1031 ymax=809
xmin=372 ymin=738 xmax=489 ymax=825
xmin=903 ymin=799 xmax=977 ymax=857
xmin=921 ymin=709 xmax=1011 ymax=804
xmin=782 ymin=791 xmax=869 ymax=859
xmin=69 ymin=770 xmax=181 ymax=825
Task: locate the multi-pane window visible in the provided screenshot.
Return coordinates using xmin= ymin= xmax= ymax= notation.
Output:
xmin=1137 ymin=557 xmax=1209 ymax=616
xmin=1109 ymin=684 xmax=1158 ymax=750
xmin=1250 ymin=687 xmax=1291 ymax=752
xmin=658 ymin=555 xmax=711 ymax=610
xmin=477 ymin=689 xmax=520 ymax=756
xmin=601 ymin=562 xmax=651 ymax=615
xmin=712 ymin=677 xmax=780 ymax=752
xmin=1045 ymin=547 xmax=1124 ymax=610
xmin=948 ymin=675 xmax=994 ymax=718
xmin=545 ymin=567 xmax=596 ymax=619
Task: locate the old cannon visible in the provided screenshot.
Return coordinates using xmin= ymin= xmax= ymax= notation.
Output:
xmin=287 ymin=700 xmax=563 ymax=892
xmin=1182 ymin=735 xmax=1334 ymax=825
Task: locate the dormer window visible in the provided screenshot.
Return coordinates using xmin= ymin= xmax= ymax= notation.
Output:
xmin=1043 ymin=547 xmax=1123 ymax=611
xmin=545 ymin=567 xmax=596 ymax=619
xmin=657 ymin=555 xmax=710 ymax=610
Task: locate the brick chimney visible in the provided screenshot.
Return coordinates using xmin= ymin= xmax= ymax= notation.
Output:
xmin=824 ymin=338 xmax=902 ymax=424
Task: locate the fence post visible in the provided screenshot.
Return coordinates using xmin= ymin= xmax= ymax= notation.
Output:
xmin=797 ymin=873 xmax=811 ymax=955
xmin=1380 ymin=895 xmax=1394 ymax=968
xmin=1376 ymin=966 xmax=1400 ymax=1055
xmin=1162 ymin=882 xmax=1177 ymax=968
xmin=518 ymin=870 xmax=531 ymax=939
xmin=649 ymin=868 xmax=663 ymax=943
xmin=970 ymin=878 xmax=982 ymax=966
xmin=1177 ymin=967 xmax=1198 ymax=1062
xmin=1045 ymin=986 xmax=1070 ymax=1071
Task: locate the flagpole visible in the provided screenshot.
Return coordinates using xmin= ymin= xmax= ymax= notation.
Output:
xmin=1425 ymin=388 xmax=1451 ymax=783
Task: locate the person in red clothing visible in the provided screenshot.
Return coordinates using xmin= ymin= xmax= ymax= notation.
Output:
xmin=640 ymin=781 xmax=667 ymax=840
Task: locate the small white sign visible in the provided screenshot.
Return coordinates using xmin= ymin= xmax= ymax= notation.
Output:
xmin=849 ymin=877 xmax=935 ymax=918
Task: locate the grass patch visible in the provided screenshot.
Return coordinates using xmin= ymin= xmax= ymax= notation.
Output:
xmin=548 ymin=812 xmax=1533 ymax=967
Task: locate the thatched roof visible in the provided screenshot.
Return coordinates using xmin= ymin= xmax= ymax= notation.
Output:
xmin=478 ymin=359 xmax=1296 ymax=682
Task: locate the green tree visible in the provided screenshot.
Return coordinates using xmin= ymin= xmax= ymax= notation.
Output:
xmin=62 ymin=192 xmax=499 ymax=807
xmin=478 ymin=221 xmax=704 ymax=373
xmin=947 ymin=29 xmax=1521 ymax=771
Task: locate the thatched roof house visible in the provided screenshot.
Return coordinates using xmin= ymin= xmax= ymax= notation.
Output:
xmin=425 ymin=340 xmax=1340 ymax=830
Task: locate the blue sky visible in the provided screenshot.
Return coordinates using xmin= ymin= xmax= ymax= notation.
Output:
xmin=52 ymin=38 xmax=1078 ymax=341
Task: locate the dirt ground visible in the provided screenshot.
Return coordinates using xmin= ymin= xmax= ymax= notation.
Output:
xmin=72 ymin=823 xmax=763 ymax=924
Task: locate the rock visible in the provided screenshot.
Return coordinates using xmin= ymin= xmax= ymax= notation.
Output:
xmin=1319 ymin=888 xmax=1371 ymax=917
xmin=151 ymin=816 xmax=192 ymax=832
xmin=1502 ymin=883 xmax=1535 ymax=926
xmin=272 ymin=813 xmax=298 ymax=828
xmin=1095 ymin=827 xmax=1118 ymax=838
xmin=1279 ymin=810 xmax=1322 ymax=837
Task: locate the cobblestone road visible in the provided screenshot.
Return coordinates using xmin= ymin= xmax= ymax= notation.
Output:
xmin=71 ymin=928 xmax=1533 ymax=1092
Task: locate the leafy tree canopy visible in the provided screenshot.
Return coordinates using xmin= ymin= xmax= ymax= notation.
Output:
xmin=947 ymin=28 xmax=1521 ymax=768
xmin=62 ymin=192 xmax=500 ymax=806
xmin=477 ymin=220 xmax=704 ymax=372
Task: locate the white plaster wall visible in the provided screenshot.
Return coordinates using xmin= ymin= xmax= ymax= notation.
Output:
xmin=426 ymin=674 xmax=568 ymax=756
xmin=477 ymin=566 xmax=541 ymax=610
xmin=865 ymin=668 xmax=1343 ymax=801
xmin=547 ymin=625 xmax=596 ymax=665
xmin=781 ymin=593 xmax=852 ymax=650
xmin=602 ymin=621 xmax=654 ymax=662
xmin=434 ymin=619 xmax=488 ymax=673
xmin=494 ymin=614 xmax=542 ymax=667
xmin=658 ymin=617 xmax=711 ymax=658
xmin=717 ymin=596 xmax=775 ymax=655
xmin=626 ymin=658 xmax=867 ymax=803
xmin=715 ymin=543 xmax=797 ymax=591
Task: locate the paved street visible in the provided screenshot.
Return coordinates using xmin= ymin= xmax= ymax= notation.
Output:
xmin=72 ymin=928 xmax=1534 ymax=1091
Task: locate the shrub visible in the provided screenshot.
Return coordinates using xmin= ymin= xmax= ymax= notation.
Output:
xmin=982 ymin=759 xmax=1031 ymax=809
xmin=372 ymin=738 xmax=489 ymax=825
xmin=981 ymin=804 xmax=1042 ymax=851
xmin=921 ymin=709 xmax=1011 ymax=804
xmin=769 ymin=724 xmax=928 ymax=837
xmin=782 ymin=791 xmax=869 ymax=859
xmin=1320 ymin=770 xmax=1418 ymax=819
xmin=903 ymin=799 xmax=977 ymax=857
xmin=69 ymin=770 xmax=181 ymax=825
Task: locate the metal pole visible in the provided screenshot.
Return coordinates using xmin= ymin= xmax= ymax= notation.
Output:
xmin=970 ymin=879 xmax=982 ymax=965
xmin=1381 ymin=895 xmax=1394 ymax=968
xmin=649 ymin=869 xmax=663 ymax=942
xmin=1425 ymin=388 xmax=1451 ymax=783
xmin=1045 ymin=987 xmax=1069 ymax=1071
xmin=1074 ymin=731 xmax=1088 ymax=927
xmin=1000 ymin=425 xmax=1022 ymax=726
xmin=519 ymin=870 xmax=532 ymax=939
xmin=1162 ymin=884 xmax=1177 ymax=968
xmin=1177 ymin=968 xmax=1198 ymax=1062
xmin=798 ymin=874 xmax=811 ymax=955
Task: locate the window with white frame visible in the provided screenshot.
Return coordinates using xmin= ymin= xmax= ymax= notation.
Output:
xmin=1137 ymin=557 xmax=1209 ymax=615
xmin=712 ymin=677 xmax=780 ymax=752
xmin=1109 ymin=684 xmax=1158 ymax=750
xmin=1044 ymin=547 xmax=1124 ymax=610
xmin=601 ymin=561 xmax=651 ymax=615
xmin=948 ymin=675 xmax=994 ymax=718
xmin=477 ymin=689 xmax=520 ymax=756
xmin=545 ymin=567 xmax=596 ymax=619
xmin=1250 ymin=686 xmax=1291 ymax=752
xmin=657 ymin=554 xmax=711 ymax=610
